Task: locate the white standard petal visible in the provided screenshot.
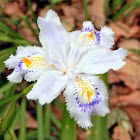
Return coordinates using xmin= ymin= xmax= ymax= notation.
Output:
xmin=26 ymin=70 xmax=68 ymax=105
xmin=37 ymin=9 xmax=70 ymax=62
xmin=76 ymin=48 xmax=127 ymax=75
xmin=67 ymin=44 xmax=81 ymax=68
xmin=4 ymin=46 xmax=48 ymax=83
xmin=99 ymin=26 xmax=114 ymax=48
xmin=63 ymin=74 xmax=109 ymax=129
xmin=68 ymin=30 xmax=91 ymax=66
xmin=77 ymin=21 xmax=96 ymax=52
xmin=77 ymin=21 xmax=115 ymax=50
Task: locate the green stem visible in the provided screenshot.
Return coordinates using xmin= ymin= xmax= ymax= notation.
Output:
xmin=19 ymin=99 xmax=26 ymax=140
xmin=37 ymin=102 xmax=44 ymax=140
xmin=10 ymin=103 xmax=22 ymax=129
xmin=27 ymin=0 xmax=37 ymax=24
xmin=60 ymin=105 xmax=76 ymax=140
xmin=51 ymin=112 xmax=61 ymax=129
xmin=44 ymin=104 xmax=51 ymax=138
xmin=86 ymin=73 xmax=110 ymax=140
xmin=23 ymin=16 xmax=39 ymax=42
xmin=50 ymin=1 xmax=55 ymax=10
xmin=14 ymin=83 xmax=35 ymax=101
xmin=112 ymin=0 xmax=140 ymax=21
xmin=83 ymin=0 xmax=89 ymax=20
xmin=9 ymin=129 xmax=18 ymax=140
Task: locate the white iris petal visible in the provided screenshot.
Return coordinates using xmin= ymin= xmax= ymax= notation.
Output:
xmin=4 ymin=9 xmax=127 ymax=129
xmin=27 ymin=70 xmax=68 ymax=105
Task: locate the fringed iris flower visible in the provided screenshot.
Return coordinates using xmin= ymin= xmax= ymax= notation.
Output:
xmin=4 ymin=10 xmax=127 ymax=129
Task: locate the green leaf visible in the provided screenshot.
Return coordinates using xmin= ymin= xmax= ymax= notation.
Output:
xmin=0 ymin=34 xmax=32 ymax=46
xmin=22 ymin=16 xmax=39 ymax=42
xmin=51 ymin=0 xmax=67 ymax=4
xmin=14 ymin=83 xmax=35 ymax=101
xmin=1 ymin=18 xmax=20 ymax=26
xmin=0 ymin=21 xmax=23 ymax=39
xmin=51 ymin=112 xmax=61 ymax=129
xmin=60 ymin=105 xmax=76 ymax=140
xmin=26 ymin=130 xmax=37 ymax=139
xmin=129 ymin=49 xmax=140 ymax=56
xmin=0 ymin=64 xmax=5 ymax=74
xmin=51 ymin=126 xmax=60 ymax=136
xmin=0 ymin=53 xmax=10 ymax=62
xmin=53 ymin=98 xmax=64 ymax=111
xmin=44 ymin=104 xmax=51 ymax=138
xmin=112 ymin=0 xmax=124 ymax=9
xmin=104 ymin=0 xmax=110 ymax=11
xmin=0 ymin=95 xmax=18 ymax=107
xmin=0 ymin=82 xmax=16 ymax=94
xmin=37 ymin=102 xmax=44 ymax=140
xmin=112 ymin=0 xmax=140 ymax=21
xmin=8 ymin=129 xmax=18 ymax=140
xmin=27 ymin=0 xmax=37 ymax=24
xmin=19 ymin=99 xmax=26 ymax=140
xmin=0 ymin=47 xmax=16 ymax=55
xmin=0 ymin=101 xmax=17 ymax=134
xmin=10 ymin=103 xmax=22 ymax=129
xmin=87 ymin=115 xmax=110 ymax=140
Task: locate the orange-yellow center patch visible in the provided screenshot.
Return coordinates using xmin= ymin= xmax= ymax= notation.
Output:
xmin=78 ymin=30 xmax=95 ymax=45
xmin=22 ymin=56 xmax=46 ymax=68
xmin=87 ymin=30 xmax=95 ymax=39
xmin=22 ymin=58 xmax=32 ymax=67
xmin=76 ymin=78 xmax=93 ymax=103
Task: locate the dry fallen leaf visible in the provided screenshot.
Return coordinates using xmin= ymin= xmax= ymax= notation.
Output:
xmin=124 ymin=107 xmax=140 ymax=131
xmin=3 ymin=2 xmax=24 ymax=19
xmin=112 ymin=126 xmax=131 ymax=140
xmin=16 ymin=111 xmax=37 ymax=129
xmin=116 ymin=38 xmax=140 ymax=90
xmin=62 ymin=5 xmax=78 ymax=18
xmin=61 ymin=17 xmax=75 ymax=31
xmin=27 ymin=2 xmax=37 ymax=17
xmin=18 ymin=20 xmax=39 ymax=45
xmin=89 ymin=0 xmax=105 ymax=29
xmin=110 ymin=91 xmax=140 ymax=108
xmin=117 ymin=55 xmax=140 ymax=90
xmin=118 ymin=38 xmax=140 ymax=50
xmin=38 ymin=6 xmax=50 ymax=18
xmin=109 ymin=21 xmax=140 ymax=39
xmin=108 ymin=70 xmax=120 ymax=84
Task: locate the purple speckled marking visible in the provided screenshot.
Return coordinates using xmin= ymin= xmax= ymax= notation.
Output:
xmin=75 ymin=87 xmax=101 ymax=113
xmin=15 ymin=61 xmax=23 ymax=72
xmin=14 ymin=51 xmax=42 ymax=77
xmin=94 ymin=30 xmax=100 ymax=45
xmin=82 ymin=27 xmax=94 ymax=32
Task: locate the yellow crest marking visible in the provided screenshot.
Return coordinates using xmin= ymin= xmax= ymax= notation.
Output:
xmin=77 ymin=30 xmax=95 ymax=45
xmin=76 ymin=77 xmax=93 ymax=103
xmin=22 ymin=56 xmax=46 ymax=68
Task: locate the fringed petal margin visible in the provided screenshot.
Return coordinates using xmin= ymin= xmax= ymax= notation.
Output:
xmin=63 ymin=74 xmax=109 ymax=129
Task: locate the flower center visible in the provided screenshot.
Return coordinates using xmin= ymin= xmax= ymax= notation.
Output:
xmin=66 ymin=69 xmax=78 ymax=80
